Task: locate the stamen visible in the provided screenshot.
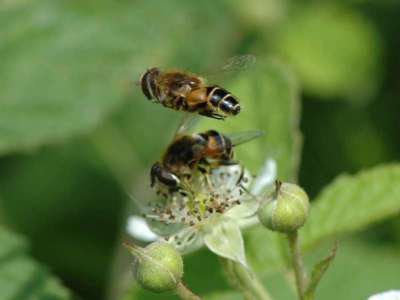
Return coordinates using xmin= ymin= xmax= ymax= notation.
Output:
xmin=145 ymin=165 xmax=252 ymax=227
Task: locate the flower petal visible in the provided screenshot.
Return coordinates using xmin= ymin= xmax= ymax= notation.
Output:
xmin=251 ymin=159 xmax=277 ymax=195
xmin=368 ymin=290 xmax=400 ymax=300
xmin=168 ymin=226 xmax=203 ymax=254
xmin=203 ymin=216 xmax=248 ymax=267
xmin=236 ymin=215 xmax=259 ymax=229
xmin=225 ymin=199 xmax=259 ymax=219
xmin=126 ymin=215 xmax=159 ymax=242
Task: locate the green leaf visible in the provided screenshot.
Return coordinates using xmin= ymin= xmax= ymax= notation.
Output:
xmin=0 ymin=226 xmax=72 ymax=300
xmin=248 ymin=239 xmax=400 ymax=300
xmin=274 ymin=4 xmax=382 ymax=101
xmin=197 ymin=58 xmax=302 ymax=181
xmin=302 ymin=164 xmax=400 ymax=247
xmin=304 ymin=242 xmax=337 ymax=299
xmin=0 ymin=0 xmax=236 ymax=155
xmin=310 ymin=240 xmax=400 ymax=300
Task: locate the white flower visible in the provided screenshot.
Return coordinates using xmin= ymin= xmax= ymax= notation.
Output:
xmin=126 ymin=216 xmax=159 ymax=242
xmin=368 ymin=290 xmax=400 ymax=300
xmin=126 ymin=159 xmax=277 ymax=266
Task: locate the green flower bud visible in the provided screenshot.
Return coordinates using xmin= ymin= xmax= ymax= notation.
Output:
xmin=125 ymin=241 xmax=184 ymax=293
xmin=258 ymin=181 xmax=310 ymax=233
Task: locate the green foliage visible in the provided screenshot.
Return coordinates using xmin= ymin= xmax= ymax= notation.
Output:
xmin=188 ymin=239 xmax=400 ymax=300
xmin=302 ymin=164 xmax=400 ymax=247
xmin=304 ymin=243 xmax=337 ymax=299
xmin=274 ymin=3 xmax=382 ymax=101
xmin=204 ymin=291 xmax=242 ymax=300
xmin=227 ymin=0 xmax=288 ymax=29
xmin=247 ymin=164 xmax=400 ymax=278
xmin=249 ymin=239 xmax=400 ymax=300
xmin=0 ymin=227 xmax=72 ymax=300
xmin=0 ymin=142 xmax=125 ymax=299
xmin=1 ymin=0 xmax=400 ymax=299
xmin=312 ymin=240 xmax=400 ymax=300
xmin=0 ymin=0 xmax=235 ymax=155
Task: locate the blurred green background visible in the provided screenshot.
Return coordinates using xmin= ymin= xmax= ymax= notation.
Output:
xmin=0 ymin=1 xmax=399 ymax=300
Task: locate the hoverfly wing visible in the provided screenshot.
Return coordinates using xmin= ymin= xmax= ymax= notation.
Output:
xmin=173 ymin=113 xmax=201 ymax=138
xmin=228 ymin=130 xmax=265 ymax=147
xmin=205 ymin=54 xmax=257 ymax=81
xmin=220 ymin=54 xmax=257 ymax=73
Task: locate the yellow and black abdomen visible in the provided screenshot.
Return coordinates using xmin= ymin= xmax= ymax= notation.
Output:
xmin=206 ymin=86 xmax=241 ymax=116
xmin=200 ymin=130 xmax=233 ymax=161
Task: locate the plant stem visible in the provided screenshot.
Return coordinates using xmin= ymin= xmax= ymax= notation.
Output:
xmin=287 ymin=231 xmax=308 ymax=300
xmin=175 ymin=282 xmax=202 ymax=300
xmin=220 ymin=258 xmax=273 ymax=300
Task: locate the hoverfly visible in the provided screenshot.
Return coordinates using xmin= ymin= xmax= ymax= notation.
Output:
xmin=140 ymin=55 xmax=256 ymax=120
xmin=150 ymin=114 xmax=263 ymax=194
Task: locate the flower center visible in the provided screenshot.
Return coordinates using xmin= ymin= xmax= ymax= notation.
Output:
xmin=146 ymin=165 xmax=251 ymax=226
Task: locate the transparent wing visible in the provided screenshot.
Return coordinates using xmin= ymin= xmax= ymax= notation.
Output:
xmin=227 ymin=130 xmax=265 ymax=147
xmin=221 ymin=54 xmax=257 ymax=73
xmin=173 ymin=113 xmax=201 ymax=138
xmin=205 ymin=54 xmax=257 ymax=80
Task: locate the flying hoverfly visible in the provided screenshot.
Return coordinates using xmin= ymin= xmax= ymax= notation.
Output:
xmin=139 ymin=55 xmax=256 ymax=120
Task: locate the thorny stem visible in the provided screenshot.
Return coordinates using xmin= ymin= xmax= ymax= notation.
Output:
xmin=287 ymin=231 xmax=308 ymax=300
xmin=175 ymin=282 xmax=202 ymax=300
xmin=220 ymin=258 xmax=273 ymax=300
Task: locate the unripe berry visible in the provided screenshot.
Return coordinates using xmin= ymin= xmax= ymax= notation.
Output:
xmin=125 ymin=241 xmax=183 ymax=293
xmin=258 ymin=181 xmax=310 ymax=233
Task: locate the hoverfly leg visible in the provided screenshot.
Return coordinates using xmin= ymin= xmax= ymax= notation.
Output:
xmin=218 ymin=160 xmax=240 ymax=166
xmin=197 ymin=164 xmax=209 ymax=173
xmin=177 ymin=187 xmax=190 ymax=197
xmin=236 ymin=164 xmax=245 ymax=186
xmin=199 ymin=111 xmax=225 ymax=120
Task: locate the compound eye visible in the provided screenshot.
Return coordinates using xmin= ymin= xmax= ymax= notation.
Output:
xmin=150 ymin=163 xmax=161 ymax=187
xmin=151 ymin=165 xmax=180 ymax=189
xmin=160 ymin=172 xmax=180 ymax=188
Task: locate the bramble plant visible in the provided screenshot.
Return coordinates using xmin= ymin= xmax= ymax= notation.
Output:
xmin=1 ymin=2 xmax=400 ymax=300
xmin=124 ymin=102 xmax=336 ymax=300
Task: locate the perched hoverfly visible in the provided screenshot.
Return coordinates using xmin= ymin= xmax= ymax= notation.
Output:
xmin=139 ymin=55 xmax=256 ymax=120
xmin=150 ymin=114 xmax=263 ymax=193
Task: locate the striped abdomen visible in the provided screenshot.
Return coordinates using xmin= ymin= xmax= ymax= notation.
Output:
xmin=206 ymin=86 xmax=241 ymax=116
xmin=200 ymin=130 xmax=233 ymax=161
